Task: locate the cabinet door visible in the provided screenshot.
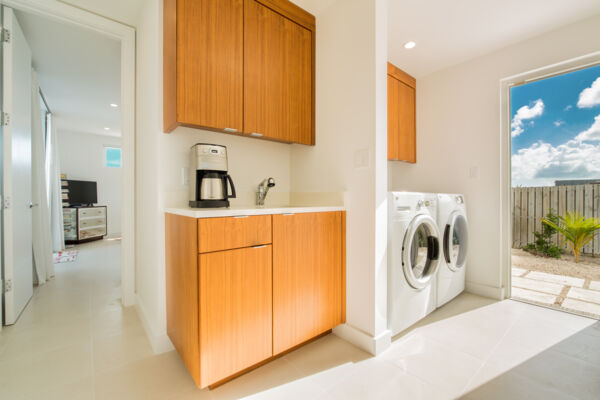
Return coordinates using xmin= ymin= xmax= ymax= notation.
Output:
xmin=199 ymin=245 xmax=272 ymax=386
xmin=244 ymin=0 xmax=312 ymax=144
xmin=272 ymin=212 xmax=344 ymax=355
xmin=176 ymin=0 xmax=243 ymax=132
xmin=388 ymin=74 xmax=416 ymax=163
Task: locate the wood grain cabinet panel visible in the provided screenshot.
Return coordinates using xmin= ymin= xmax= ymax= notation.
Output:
xmin=199 ymin=245 xmax=273 ymax=386
xmin=197 ymin=215 xmax=271 ymax=253
xmin=272 ymin=212 xmax=344 ymax=355
xmin=166 ymin=210 xmax=345 ymax=388
xmin=165 ymin=214 xmax=201 ymax=386
xmin=244 ymin=0 xmax=313 ymax=144
xmin=164 ymin=0 xmax=315 ymax=145
xmin=165 ymin=0 xmax=244 ymax=133
xmin=388 ymin=62 xmax=416 ymax=163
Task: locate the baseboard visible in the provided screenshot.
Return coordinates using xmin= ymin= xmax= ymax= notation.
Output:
xmin=135 ymin=294 xmax=174 ymax=354
xmin=465 ymin=281 xmax=505 ymax=300
xmin=333 ymin=324 xmax=391 ymax=356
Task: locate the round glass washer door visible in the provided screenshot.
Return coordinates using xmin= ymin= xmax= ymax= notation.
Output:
xmin=443 ymin=212 xmax=468 ymax=272
xmin=402 ymin=214 xmax=441 ymax=290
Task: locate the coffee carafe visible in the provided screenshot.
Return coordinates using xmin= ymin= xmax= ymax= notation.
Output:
xmin=189 ymin=144 xmax=236 ymax=208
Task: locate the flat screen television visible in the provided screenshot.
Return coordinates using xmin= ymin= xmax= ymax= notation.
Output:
xmin=68 ymin=180 xmax=97 ymax=206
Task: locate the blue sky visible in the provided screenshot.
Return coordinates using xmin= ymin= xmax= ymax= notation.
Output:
xmin=510 ymin=64 xmax=600 ymax=187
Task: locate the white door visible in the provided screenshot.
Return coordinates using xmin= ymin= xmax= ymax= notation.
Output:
xmin=2 ymin=6 xmax=33 ymax=325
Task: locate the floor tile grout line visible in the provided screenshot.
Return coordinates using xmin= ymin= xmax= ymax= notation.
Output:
xmin=385 ymin=330 xmax=484 ymax=397
xmin=459 ymin=314 xmax=521 ymax=396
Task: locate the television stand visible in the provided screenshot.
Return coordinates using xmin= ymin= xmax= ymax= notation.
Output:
xmin=63 ymin=206 xmax=107 ymax=244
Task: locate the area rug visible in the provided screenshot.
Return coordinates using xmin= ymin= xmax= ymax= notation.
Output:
xmin=53 ymin=250 xmax=78 ymax=263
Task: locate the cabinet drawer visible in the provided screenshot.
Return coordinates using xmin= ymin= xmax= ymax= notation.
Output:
xmin=78 ymin=217 xmax=105 ymax=228
xmin=79 ymin=208 xmax=106 ymax=218
xmin=198 ymin=215 xmax=271 ymax=253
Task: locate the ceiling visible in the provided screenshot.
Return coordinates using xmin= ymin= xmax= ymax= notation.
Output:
xmin=388 ymin=0 xmax=600 ymax=78
xmin=15 ymin=10 xmax=121 ymax=137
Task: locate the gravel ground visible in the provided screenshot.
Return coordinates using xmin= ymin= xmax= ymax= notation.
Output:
xmin=512 ymin=248 xmax=600 ymax=280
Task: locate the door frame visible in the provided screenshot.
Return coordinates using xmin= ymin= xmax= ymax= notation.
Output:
xmin=499 ymin=51 xmax=600 ymax=299
xmin=2 ymin=0 xmax=136 ymax=306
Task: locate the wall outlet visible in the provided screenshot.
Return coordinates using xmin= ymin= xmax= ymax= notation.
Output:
xmin=181 ymin=167 xmax=189 ymax=185
xmin=469 ymin=165 xmax=480 ymax=179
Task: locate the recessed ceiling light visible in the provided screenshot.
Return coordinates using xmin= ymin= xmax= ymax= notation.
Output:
xmin=110 ymin=103 xmax=119 ymax=108
xmin=404 ymin=41 xmax=416 ymax=49
xmin=104 ymin=127 xmax=110 ymax=131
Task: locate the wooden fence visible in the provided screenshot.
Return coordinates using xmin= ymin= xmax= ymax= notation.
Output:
xmin=512 ymin=184 xmax=600 ymax=255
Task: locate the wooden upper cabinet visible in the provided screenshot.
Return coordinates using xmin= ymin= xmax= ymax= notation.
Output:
xmin=244 ymin=0 xmax=313 ymax=144
xmin=164 ymin=0 xmax=315 ymax=145
xmin=165 ymin=0 xmax=243 ymax=133
xmin=388 ymin=62 xmax=416 ymax=163
xmin=272 ymin=212 xmax=345 ymax=355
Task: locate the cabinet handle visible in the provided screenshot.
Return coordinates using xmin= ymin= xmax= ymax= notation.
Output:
xmin=249 ymin=132 xmax=263 ymax=137
xmin=223 ymin=127 xmax=238 ymax=133
xmin=233 ymin=215 xmax=249 ymax=219
xmin=252 ymin=245 xmax=267 ymax=249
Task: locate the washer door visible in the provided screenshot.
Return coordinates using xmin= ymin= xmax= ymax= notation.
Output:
xmin=443 ymin=212 xmax=468 ymax=271
xmin=402 ymin=214 xmax=441 ymax=289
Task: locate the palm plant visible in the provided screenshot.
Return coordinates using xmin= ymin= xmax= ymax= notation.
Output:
xmin=542 ymin=212 xmax=600 ymax=263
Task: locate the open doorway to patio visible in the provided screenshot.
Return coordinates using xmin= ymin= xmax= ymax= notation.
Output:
xmin=510 ymin=63 xmax=600 ymax=319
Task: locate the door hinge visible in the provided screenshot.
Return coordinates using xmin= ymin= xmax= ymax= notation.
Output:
xmin=1 ymin=27 xmax=10 ymax=43
xmin=1 ymin=112 xmax=9 ymax=126
xmin=2 ymin=279 xmax=12 ymax=293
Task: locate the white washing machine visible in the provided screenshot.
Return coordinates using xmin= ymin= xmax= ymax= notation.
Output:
xmin=436 ymin=193 xmax=469 ymax=307
xmin=388 ymin=192 xmax=441 ymax=336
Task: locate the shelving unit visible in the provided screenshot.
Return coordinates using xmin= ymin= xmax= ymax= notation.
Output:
xmin=63 ymin=206 xmax=107 ymax=244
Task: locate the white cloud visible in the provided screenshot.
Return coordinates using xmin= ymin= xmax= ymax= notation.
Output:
xmin=512 ymin=139 xmax=600 ymax=186
xmin=575 ymin=114 xmax=600 ymax=142
xmin=577 ymin=77 xmax=600 ymax=108
xmin=564 ymin=105 xmax=573 ymax=111
xmin=511 ymin=99 xmax=544 ymax=137
xmin=553 ymin=120 xmax=564 ymax=127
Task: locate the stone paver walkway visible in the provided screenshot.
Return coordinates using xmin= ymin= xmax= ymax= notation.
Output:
xmin=512 ymin=267 xmax=600 ymax=319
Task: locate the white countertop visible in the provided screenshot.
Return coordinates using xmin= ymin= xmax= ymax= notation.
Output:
xmin=165 ymin=205 xmax=345 ymax=218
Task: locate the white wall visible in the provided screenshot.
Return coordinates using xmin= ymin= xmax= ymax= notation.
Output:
xmin=388 ymin=14 xmax=600 ymax=297
xmin=290 ymin=0 xmax=390 ymax=354
xmin=57 ymin=129 xmax=121 ymax=236
xmin=134 ymin=0 xmax=164 ymax=351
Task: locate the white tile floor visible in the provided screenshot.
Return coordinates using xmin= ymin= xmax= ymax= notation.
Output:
xmin=1 ymin=240 xmax=599 ymax=399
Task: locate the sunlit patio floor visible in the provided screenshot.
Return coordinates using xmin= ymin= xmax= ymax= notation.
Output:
xmin=512 ymin=249 xmax=600 ymax=319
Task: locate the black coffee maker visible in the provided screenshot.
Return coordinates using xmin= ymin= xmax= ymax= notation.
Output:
xmin=189 ymin=144 xmax=236 ymax=208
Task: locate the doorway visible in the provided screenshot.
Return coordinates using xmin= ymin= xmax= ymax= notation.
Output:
xmin=0 ymin=1 xmax=135 ymax=327
xmin=506 ymin=62 xmax=600 ymax=319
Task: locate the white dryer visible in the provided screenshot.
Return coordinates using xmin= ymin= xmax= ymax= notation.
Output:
xmin=436 ymin=193 xmax=469 ymax=307
xmin=388 ymin=192 xmax=441 ymax=336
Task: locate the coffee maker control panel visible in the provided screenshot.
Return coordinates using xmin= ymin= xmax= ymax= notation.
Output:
xmin=192 ymin=144 xmax=228 ymax=172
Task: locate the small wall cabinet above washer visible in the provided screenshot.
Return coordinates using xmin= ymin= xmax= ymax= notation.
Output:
xmin=388 ymin=62 xmax=416 ymax=163
xmin=163 ymin=0 xmax=315 ymax=146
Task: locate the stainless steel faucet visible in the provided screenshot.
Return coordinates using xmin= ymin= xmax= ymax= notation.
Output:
xmin=256 ymin=177 xmax=275 ymax=207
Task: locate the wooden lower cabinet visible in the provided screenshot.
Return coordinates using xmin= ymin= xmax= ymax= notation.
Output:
xmin=272 ymin=212 xmax=345 ymax=354
xmin=199 ymin=246 xmax=273 ymax=385
xmin=165 ymin=212 xmax=345 ymax=388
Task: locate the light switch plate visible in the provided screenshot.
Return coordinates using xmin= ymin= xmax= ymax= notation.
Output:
xmin=354 ymin=148 xmax=369 ymax=169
